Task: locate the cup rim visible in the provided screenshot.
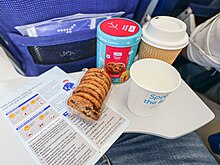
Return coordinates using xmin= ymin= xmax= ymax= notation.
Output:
xmin=152 ymin=16 xmax=187 ymax=33
xmin=130 ymin=59 xmax=182 ymax=94
xmin=141 ymin=21 xmax=189 ymax=50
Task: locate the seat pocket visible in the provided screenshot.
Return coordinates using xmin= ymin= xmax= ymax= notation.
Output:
xmin=8 ymin=29 xmax=96 ymax=76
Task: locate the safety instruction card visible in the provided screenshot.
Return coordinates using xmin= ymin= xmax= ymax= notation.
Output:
xmin=0 ymin=67 xmax=130 ymax=165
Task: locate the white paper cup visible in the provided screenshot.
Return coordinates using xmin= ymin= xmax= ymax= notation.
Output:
xmin=138 ymin=16 xmax=189 ymax=64
xmin=127 ymin=59 xmax=181 ymax=117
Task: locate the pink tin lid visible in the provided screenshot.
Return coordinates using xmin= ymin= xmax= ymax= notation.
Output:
xmin=100 ymin=18 xmax=140 ymax=37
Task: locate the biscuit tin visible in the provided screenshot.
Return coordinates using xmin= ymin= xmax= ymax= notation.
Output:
xmin=96 ymin=18 xmax=141 ymax=83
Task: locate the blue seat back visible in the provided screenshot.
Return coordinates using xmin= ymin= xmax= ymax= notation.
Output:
xmin=0 ymin=0 xmax=139 ymax=76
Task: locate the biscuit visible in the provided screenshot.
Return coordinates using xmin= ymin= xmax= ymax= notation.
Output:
xmin=86 ymin=68 xmax=111 ymax=86
xmin=81 ymin=75 xmax=109 ymax=93
xmin=106 ymin=62 xmax=125 ymax=74
xmin=78 ymin=83 xmax=105 ymax=100
xmin=73 ymin=86 xmax=102 ymax=104
xmin=67 ymin=68 xmax=112 ymax=121
xmin=84 ymin=72 xmax=110 ymax=87
xmin=73 ymin=92 xmax=102 ymax=111
xmin=68 ymin=95 xmax=92 ymax=111
xmin=85 ymin=109 xmax=100 ymax=121
xmin=67 ymin=95 xmax=100 ymax=121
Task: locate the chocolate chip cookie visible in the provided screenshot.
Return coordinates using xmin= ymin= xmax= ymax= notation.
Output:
xmin=73 ymin=86 xmax=102 ymax=104
xmin=84 ymin=72 xmax=111 ymax=87
xmin=67 ymin=95 xmax=100 ymax=121
xmin=80 ymin=80 xmax=106 ymax=98
xmin=73 ymin=92 xmax=102 ymax=111
xmin=81 ymin=75 xmax=109 ymax=92
xmin=86 ymin=68 xmax=111 ymax=86
xmin=67 ymin=68 xmax=112 ymax=121
xmin=106 ymin=62 xmax=125 ymax=74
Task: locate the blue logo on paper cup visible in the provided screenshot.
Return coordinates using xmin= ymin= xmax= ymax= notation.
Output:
xmin=144 ymin=94 xmax=168 ymax=109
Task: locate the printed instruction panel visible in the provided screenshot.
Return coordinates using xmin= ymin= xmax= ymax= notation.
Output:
xmin=0 ymin=67 xmax=130 ymax=165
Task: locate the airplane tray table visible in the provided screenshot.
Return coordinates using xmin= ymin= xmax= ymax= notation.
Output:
xmin=0 ymin=71 xmax=215 ymax=139
xmin=0 ymin=47 xmax=215 ymax=165
xmin=0 ymin=47 xmax=215 ymax=139
xmin=107 ymin=78 xmax=215 ymax=139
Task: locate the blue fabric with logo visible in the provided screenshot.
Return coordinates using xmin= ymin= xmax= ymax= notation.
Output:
xmin=0 ymin=0 xmax=140 ymax=76
xmin=1 ymin=0 xmax=219 ymax=76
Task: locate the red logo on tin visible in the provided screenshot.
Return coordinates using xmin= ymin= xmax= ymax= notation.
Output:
xmin=100 ymin=18 xmax=139 ymax=37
